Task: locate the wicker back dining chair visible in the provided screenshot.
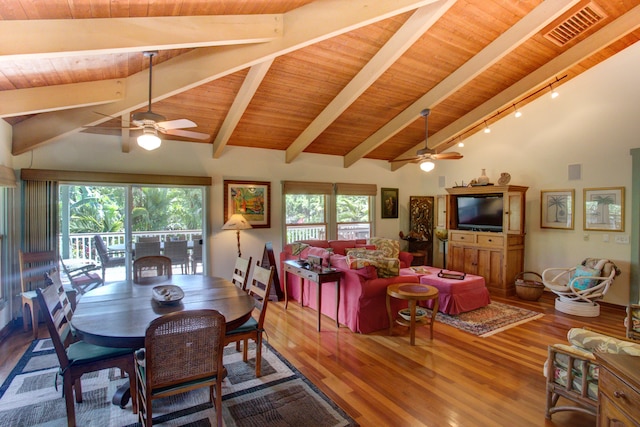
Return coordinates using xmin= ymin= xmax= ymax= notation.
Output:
xmin=134 ymin=241 xmax=161 ymax=259
xmin=36 ymin=284 xmax=137 ymax=427
xmin=231 ymin=256 xmax=252 ymax=291
xmin=224 ymin=264 xmax=274 ymax=377
xmin=135 ymin=309 xmax=227 ymax=427
xmin=18 ymin=249 xmax=57 ymax=339
xmin=133 ymin=256 xmax=172 ymax=283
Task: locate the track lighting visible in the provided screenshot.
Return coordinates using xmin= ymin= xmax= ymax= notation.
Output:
xmin=513 ymin=104 xmax=522 ymax=118
xmin=419 ymin=160 xmax=435 ymax=172
xmin=483 ymin=121 xmax=491 ymax=133
xmin=550 ymin=85 xmax=559 ymax=99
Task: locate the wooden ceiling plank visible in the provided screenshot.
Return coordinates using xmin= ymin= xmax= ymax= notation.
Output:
xmin=212 ymin=59 xmax=274 ymax=158
xmin=347 ymin=0 xmax=582 ymax=168
xmin=11 ymin=0 xmax=437 ymax=154
xmin=285 ymin=0 xmax=457 ymax=164
xmin=0 ymin=15 xmax=283 ymax=60
xmin=0 ymin=79 xmax=124 ymax=117
xmin=391 ymin=4 xmax=640 ymax=171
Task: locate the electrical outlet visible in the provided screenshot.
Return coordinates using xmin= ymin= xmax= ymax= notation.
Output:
xmin=583 ymin=234 xmax=589 ymax=241
xmin=603 ymin=234 xmax=609 ymax=242
xmin=615 ymin=235 xmax=629 ymax=244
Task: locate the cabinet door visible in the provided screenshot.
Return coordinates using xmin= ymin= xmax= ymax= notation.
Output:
xmin=448 ymin=244 xmax=467 ymax=273
xmin=505 ymin=191 xmax=524 ymax=234
xmin=477 ymin=248 xmax=503 ymax=288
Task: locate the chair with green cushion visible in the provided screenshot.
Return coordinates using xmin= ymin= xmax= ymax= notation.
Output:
xmin=544 ymin=327 xmax=640 ymax=419
xmin=542 ymin=258 xmax=621 ymax=317
xmin=19 ymin=249 xmax=57 ymax=339
xmin=224 ymin=264 xmax=274 ymax=377
xmin=36 ymin=284 xmax=137 ymax=427
xmin=135 ymin=309 xmax=227 ymax=427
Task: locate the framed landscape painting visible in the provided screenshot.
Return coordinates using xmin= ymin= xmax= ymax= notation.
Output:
xmin=583 ymin=187 xmax=624 ymax=232
xmin=224 ymin=180 xmax=271 ymax=228
xmin=540 ymin=189 xmax=574 ymax=229
xmin=381 ymin=188 xmax=398 ymax=219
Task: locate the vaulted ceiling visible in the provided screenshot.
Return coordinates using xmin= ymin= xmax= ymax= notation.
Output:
xmin=1 ymin=0 xmax=639 ymax=170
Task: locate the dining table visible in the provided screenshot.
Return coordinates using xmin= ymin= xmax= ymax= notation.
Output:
xmin=71 ymin=274 xmax=255 ymax=407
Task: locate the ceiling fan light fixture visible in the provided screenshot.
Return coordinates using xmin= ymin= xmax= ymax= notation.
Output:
xmin=419 ymin=160 xmax=435 ymax=172
xmin=138 ymin=127 xmax=161 ymax=150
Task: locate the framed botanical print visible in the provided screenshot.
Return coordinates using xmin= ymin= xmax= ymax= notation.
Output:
xmin=583 ymin=187 xmax=624 ymax=231
xmin=540 ymin=189 xmax=574 ymax=229
xmin=224 ymin=180 xmax=271 ymax=228
xmin=381 ymin=188 xmax=398 ymax=219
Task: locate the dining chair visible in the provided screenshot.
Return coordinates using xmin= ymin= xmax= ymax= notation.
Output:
xmin=59 ymin=257 xmax=103 ymax=295
xmin=135 ymin=309 xmax=227 ymax=427
xmin=163 ymin=239 xmax=189 ymax=274
xmin=36 ymin=284 xmax=137 ymax=427
xmin=19 ymin=249 xmax=57 ymax=339
xmin=94 ymin=234 xmax=126 ymax=283
xmin=224 ymin=264 xmax=275 ymax=377
xmin=134 ymin=241 xmax=161 ymax=259
xmin=231 ymin=256 xmax=252 ymax=291
xmin=137 ymin=236 xmax=160 ymax=242
xmin=133 ymin=255 xmax=172 ymax=283
xmin=191 ymin=235 xmax=203 ymax=274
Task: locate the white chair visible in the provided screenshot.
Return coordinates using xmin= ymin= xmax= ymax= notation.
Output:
xmin=542 ymin=258 xmax=620 ymax=317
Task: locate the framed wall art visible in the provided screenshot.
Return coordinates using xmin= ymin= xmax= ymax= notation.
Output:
xmin=583 ymin=187 xmax=624 ymax=232
xmin=540 ymin=189 xmax=574 ymax=229
xmin=381 ymin=188 xmax=398 ymax=219
xmin=224 ymin=180 xmax=271 ymax=228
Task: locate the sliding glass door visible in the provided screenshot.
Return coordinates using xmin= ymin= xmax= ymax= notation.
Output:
xmin=59 ymin=183 xmax=204 ymax=281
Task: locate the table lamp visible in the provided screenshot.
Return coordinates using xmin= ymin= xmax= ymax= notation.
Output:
xmin=222 ymin=214 xmax=252 ymax=257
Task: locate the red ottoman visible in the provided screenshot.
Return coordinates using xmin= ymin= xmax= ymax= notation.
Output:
xmin=400 ymin=267 xmax=490 ymax=315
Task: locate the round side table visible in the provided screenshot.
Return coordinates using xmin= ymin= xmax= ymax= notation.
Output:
xmin=386 ymin=283 xmax=439 ymax=345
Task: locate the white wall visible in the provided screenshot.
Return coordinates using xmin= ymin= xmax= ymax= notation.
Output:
xmin=7 ymin=40 xmax=640 ymax=307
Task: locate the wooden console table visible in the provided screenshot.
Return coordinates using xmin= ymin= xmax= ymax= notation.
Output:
xmin=596 ymin=353 xmax=640 ymax=426
xmin=283 ymin=259 xmax=342 ymax=331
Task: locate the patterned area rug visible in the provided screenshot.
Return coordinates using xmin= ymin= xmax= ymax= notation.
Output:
xmin=0 ymin=339 xmax=357 ymax=426
xmin=429 ymin=301 xmax=544 ymax=337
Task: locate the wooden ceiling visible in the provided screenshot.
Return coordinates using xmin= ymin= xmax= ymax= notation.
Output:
xmin=1 ymin=0 xmax=639 ymax=170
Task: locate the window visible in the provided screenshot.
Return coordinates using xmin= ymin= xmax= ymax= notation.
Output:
xmin=283 ymin=181 xmax=375 ymax=244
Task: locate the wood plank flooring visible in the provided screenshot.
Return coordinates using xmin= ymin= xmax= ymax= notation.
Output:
xmin=0 ymin=292 xmax=628 ymax=426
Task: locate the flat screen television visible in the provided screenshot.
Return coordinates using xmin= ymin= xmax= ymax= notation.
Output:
xmin=456 ymin=194 xmax=503 ymax=232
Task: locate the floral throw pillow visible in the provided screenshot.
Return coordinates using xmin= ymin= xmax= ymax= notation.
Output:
xmin=367 ymin=237 xmax=399 ymax=259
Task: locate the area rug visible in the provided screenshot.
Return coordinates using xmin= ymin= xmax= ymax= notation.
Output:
xmin=0 ymin=339 xmax=357 ymax=427
xmin=429 ymin=301 xmax=544 ymax=337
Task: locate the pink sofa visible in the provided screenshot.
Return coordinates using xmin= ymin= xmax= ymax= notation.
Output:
xmin=279 ymin=239 xmax=418 ymax=333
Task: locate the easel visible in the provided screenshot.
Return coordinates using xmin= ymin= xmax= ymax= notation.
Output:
xmin=260 ymin=242 xmax=283 ymax=301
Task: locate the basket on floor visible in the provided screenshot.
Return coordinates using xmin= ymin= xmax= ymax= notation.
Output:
xmin=515 ymin=271 xmax=545 ymax=301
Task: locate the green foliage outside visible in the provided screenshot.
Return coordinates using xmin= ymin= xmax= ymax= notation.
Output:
xmin=62 ymin=185 xmax=203 ymax=233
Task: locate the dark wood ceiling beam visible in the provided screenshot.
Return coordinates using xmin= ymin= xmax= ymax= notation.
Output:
xmin=343 ymin=0 xmax=582 ymax=168
xmin=11 ymin=0 xmax=438 ymax=155
xmin=391 ymin=3 xmax=640 ymax=171
xmin=284 ymin=0 xmax=456 ymax=164
xmin=0 ymin=15 xmax=283 ymax=60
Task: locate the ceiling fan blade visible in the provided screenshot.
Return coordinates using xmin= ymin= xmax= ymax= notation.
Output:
xmin=162 ymin=129 xmax=210 ymax=140
xmin=432 ymin=152 xmax=463 ymax=160
xmin=156 ymin=118 xmax=197 ymax=130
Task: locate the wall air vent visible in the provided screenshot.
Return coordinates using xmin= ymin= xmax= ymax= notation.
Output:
xmin=543 ymin=2 xmax=606 ymax=46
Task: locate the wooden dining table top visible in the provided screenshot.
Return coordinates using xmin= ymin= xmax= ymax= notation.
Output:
xmin=71 ymin=274 xmax=255 ymax=349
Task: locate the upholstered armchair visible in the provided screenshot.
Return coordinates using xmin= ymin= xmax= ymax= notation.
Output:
xmin=542 ymin=258 xmax=620 ymax=317
xmin=545 ymin=328 xmax=640 ymax=419
xmin=627 ymin=304 xmax=640 ymax=341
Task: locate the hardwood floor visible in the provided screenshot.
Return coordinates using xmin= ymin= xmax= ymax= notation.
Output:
xmin=0 ymin=292 xmax=628 ymax=426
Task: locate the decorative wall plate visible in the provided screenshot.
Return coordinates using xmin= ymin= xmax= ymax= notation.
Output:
xmin=498 ymin=172 xmax=511 ymax=185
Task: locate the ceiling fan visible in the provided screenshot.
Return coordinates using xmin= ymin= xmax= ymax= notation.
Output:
xmin=389 ymin=109 xmax=462 ymax=171
xmin=90 ymin=51 xmax=210 ymax=150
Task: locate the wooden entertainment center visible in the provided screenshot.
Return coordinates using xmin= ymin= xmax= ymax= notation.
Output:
xmin=445 ymin=185 xmax=528 ymax=297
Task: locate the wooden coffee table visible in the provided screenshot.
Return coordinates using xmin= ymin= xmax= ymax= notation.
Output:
xmin=386 ymin=283 xmax=439 ymax=345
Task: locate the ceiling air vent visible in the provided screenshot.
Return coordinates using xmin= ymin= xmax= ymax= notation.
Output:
xmin=544 ymin=2 xmax=607 ymax=46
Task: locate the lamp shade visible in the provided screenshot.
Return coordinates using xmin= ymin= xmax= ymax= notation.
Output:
xmin=138 ymin=127 xmax=161 ymax=151
xmin=419 ymin=160 xmax=435 ymax=172
xmin=222 ymin=214 xmax=252 ymax=230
